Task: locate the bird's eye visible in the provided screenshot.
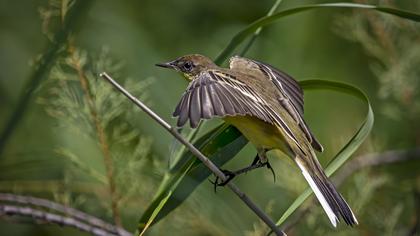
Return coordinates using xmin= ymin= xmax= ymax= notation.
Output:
xmin=182 ymin=61 xmax=193 ymax=71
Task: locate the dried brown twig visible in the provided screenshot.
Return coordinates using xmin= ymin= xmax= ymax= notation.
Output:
xmin=0 ymin=193 xmax=131 ymax=236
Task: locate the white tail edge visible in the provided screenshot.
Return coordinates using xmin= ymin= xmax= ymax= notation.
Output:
xmin=296 ymin=159 xmax=339 ymax=227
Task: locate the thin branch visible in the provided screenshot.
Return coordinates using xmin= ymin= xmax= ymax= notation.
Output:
xmin=0 ymin=193 xmax=129 ymax=236
xmin=0 ymin=204 xmax=128 ymax=236
xmin=0 ymin=0 xmax=94 ymax=157
xmin=281 ymin=148 xmax=420 ymax=232
xmin=99 ymin=72 xmax=285 ymax=236
xmin=69 ymin=50 xmax=121 ymax=227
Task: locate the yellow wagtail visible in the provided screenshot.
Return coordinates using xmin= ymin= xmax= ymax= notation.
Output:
xmin=156 ymin=54 xmax=358 ymax=227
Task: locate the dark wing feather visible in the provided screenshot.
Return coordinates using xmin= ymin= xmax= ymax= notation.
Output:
xmin=207 ymin=83 xmax=225 ymax=116
xmin=200 ymin=85 xmax=213 ymax=119
xmin=189 ymin=87 xmax=201 ymax=128
xmin=173 ymin=95 xmax=185 ymax=117
xmin=176 ymin=92 xmax=190 ymax=127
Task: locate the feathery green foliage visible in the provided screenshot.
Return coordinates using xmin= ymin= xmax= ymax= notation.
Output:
xmin=334 ymin=2 xmax=420 ymax=120
xmin=0 ymin=0 xmax=93 ymax=157
xmin=39 ymin=47 xmax=155 ymax=222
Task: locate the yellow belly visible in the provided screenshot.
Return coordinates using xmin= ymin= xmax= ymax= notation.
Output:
xmin=223 ymin=115 xmax=288 ymax=151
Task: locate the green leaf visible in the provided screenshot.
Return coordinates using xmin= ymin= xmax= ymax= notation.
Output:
xmin=137 ymin=124 xmax=247 ymax=232
xmin=215 ymin=3 xmax=420 ymax=64
xmin=139 ymin=190 xmax=172 ymax=236
xmin=274 ymin=79 xmax=374 ymax=227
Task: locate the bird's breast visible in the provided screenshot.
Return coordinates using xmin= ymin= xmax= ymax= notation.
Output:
xmin=223 ymin=115 xmax=288 ymax=151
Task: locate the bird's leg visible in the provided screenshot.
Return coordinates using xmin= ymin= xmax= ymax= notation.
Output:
xmin=209 ymin=169 xmax=236 ymax=192
xmin=251 ymin=150 xmax=276 ymax=182
xmin=210 ymin=149 xmax=276 ymax=190
xmin=237 ymin=149 xmax=276 ymax=182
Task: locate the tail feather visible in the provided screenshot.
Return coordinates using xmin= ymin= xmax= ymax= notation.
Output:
xmin=296 ymin=159 xmax=358 ymax=227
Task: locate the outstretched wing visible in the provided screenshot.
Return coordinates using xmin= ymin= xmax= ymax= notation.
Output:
xmin=173 ymin=70 xmax=301 ymax=149
xmin=230 ymin=56 xmax=323 ymax=152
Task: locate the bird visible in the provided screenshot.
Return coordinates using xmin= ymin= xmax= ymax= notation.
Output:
xmin=156 ymin=54 xmax=358 ymax=227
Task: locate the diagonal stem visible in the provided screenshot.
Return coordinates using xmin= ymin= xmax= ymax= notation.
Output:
xmin=99 ymin=72 xmax=286 ymax=236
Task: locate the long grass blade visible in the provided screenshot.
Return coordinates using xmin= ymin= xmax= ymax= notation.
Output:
xmin=273 ymin=79 xmax=374 ymax=228
xmin=215 ymin=3 xmax=420 ymax=64
xmin=139 ymin=190 xmax=173 ymax=236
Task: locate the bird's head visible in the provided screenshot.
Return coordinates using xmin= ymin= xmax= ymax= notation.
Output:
xmin=156 ymin=54 xmax=216 ymax=80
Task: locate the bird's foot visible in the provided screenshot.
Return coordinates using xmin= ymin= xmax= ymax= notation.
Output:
xmin=247 ymin=155 xmax=276 ymax=182
xmin=263 ymin=160 xmax=276 ymax=183
xmin=209 ymin=157 xmax=276 ymax=192
xmin=210 ymin=169 xmax=236 ymax=192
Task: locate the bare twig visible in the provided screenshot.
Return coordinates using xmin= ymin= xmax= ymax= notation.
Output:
xmin=282 ymin=148 xmax=420 ymax=232
xmin=0 ymin=193 xmax=129 ymax=236
xmin=99 ymin=72 xmax=286 ymax=236
xmin=68 ymin=50 xmax=121 ymax=227
xmin=0 ymin=204 xmax=128 ymax=236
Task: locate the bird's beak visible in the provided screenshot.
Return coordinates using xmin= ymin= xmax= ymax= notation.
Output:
xmin=155 ymin=60 xmax=176 ymax=69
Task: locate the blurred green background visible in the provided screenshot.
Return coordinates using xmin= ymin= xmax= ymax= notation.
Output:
xmin=0 ymin=0 xmax=419 ymax=235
